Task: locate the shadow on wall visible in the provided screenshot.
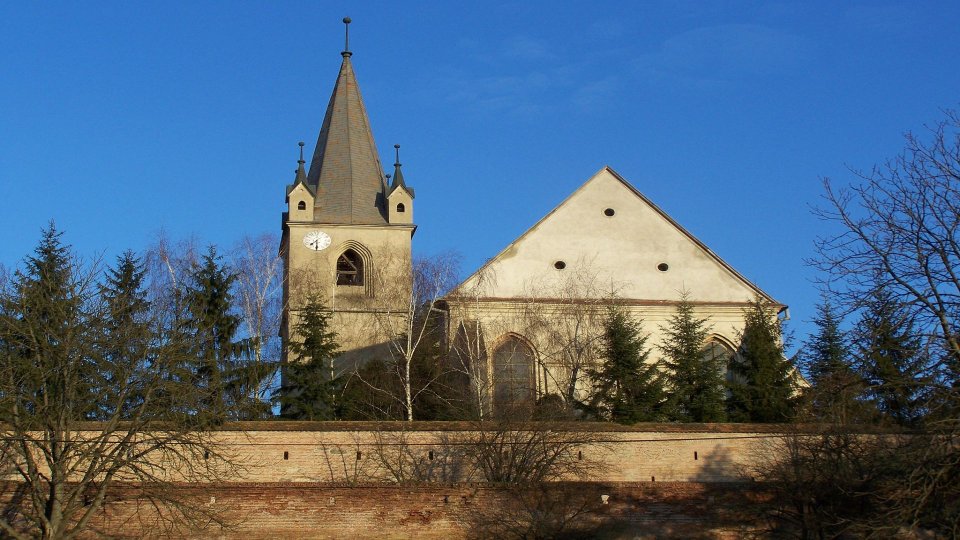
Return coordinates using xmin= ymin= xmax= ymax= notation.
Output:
xmin=462 ymin=482 xmax=766 ymax=540
xmin=694 ymin=443 xmax=745 ymax=482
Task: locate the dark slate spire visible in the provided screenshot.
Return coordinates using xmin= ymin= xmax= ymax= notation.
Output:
xmin=306 ymin=17 xmax=388 ymax=224
xmin=294 ymin=141 xmax=307 ymax=185
xmin=389 ymin=144 xmax=415 ymax=197
xmin=391 ymin=144 xmax=405 ymax=189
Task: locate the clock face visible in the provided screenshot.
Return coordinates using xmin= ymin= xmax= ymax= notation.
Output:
xmin=302 ymin=230 xmax=332 ymax=251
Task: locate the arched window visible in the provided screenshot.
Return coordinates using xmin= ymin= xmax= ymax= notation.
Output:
xmin=492 ymin=335 xmax=535 ymax=411
xmin=702 ymin=338 xmax=734 ymax=379
xmin=396 ymin=203 xmax=405 ymax=213
xmin=297 ymin=201 xmax=306 ymax=210
xmin=336 ymin=249 xmax=364 ymax=286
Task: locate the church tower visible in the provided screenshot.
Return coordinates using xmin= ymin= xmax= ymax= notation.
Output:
xmin=282 ymin=18 xmax=415 ymax=365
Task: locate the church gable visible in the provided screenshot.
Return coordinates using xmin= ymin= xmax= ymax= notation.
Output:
xmin=455 ymin=167 xmax=776 ymax=305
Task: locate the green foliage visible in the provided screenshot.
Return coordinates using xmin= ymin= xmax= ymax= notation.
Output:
xmin=277 ymin=294 xmax=342 ymax=420
xmin=182 ymin=246 xmax=270 ymax=422
xmin=854 ymin=289 xmax=929 ymax=426
xmin=727 ymin=295 xmax=798 ymax=423
xmin=802 ymin=300 xmax=869 ymax=423
xmin=0 ymin=226 xmax=238 ymax=538
xmin=587 ymin=306 xmax=667 ymax=423
xmin=93 ymin=250 xmax=152 ymax=418
xmin=660 ymin=292 xmax=726 ymax=422
xmin=0 ymin=223 xmax=93 ymax=424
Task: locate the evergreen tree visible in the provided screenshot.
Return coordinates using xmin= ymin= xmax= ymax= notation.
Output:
xmin=855 ymin=289 xmax=928 ymax=426
xmin=802 ymin=300 xmax=867 ymax=423
xmin=727 ymin=295 xmax=798 ymax=423
xmin=182 ymin=246 xmax=268 ymax=422
xmin=660 ymin=292 xmax=726 ymax=422
xmin=587 ymin=306 xmax=666 ymax=423
xmin=277 ymin=293 xmax=342 ymax=420
xmin=95 ymin=250 xmax=152 ymax=419
xmin=0 ymin=223 xmax=93 ymax=421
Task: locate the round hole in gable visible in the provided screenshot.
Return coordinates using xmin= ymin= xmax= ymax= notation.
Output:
xmin=657 ymin=263 xmax=669 ymax=272
xmin=554 ymin=261 xmax=567 ymax=270
xmin=604 ymin=208 xmax=615 ymax=217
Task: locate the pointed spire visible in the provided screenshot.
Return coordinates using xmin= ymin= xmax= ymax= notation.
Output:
xmin=294 ymin=141 xmax=307 ymax=184
xmin=307 ymin=18 xmax=389 ymax=225
xmin=390 ymin=144 xmax=406 ymax=189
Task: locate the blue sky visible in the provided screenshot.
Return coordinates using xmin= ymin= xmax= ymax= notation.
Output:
xmin=1 ymin=1 xmax=959 ymax=348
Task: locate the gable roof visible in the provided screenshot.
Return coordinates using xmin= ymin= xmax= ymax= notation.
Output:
xmin=451 ymin=166 xmax=782 ymax=308
xmin=306 ymin=52 xmax=388 ymax=225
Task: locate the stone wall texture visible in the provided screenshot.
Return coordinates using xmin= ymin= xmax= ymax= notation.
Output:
xmin=5 ymin=423 xmax=854 ymax=538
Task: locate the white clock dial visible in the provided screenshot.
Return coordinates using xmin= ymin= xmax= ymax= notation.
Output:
xmin=302 ymin=230 xmax=332 ymax=251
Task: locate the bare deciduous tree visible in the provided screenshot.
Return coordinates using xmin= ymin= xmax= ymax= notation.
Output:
xmin=813 ymin=110 xmax=960 ymax=395
xmin=230 ymin=233 xmax=283 ymax=404
xmin=516 ymin=261 xmax=617 ymax=407
xmin=357 ymin=251 xmax=461 ymax=421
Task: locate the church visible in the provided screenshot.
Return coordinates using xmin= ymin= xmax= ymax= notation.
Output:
xmin=281 ymin=20 xmax=785 ymax=415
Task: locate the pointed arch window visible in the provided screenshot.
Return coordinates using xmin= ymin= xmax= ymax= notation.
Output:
xmin=336 ymin=249 xmax=364 ymax=286
xmin=492 ymin=335 xmax=536 ymax=412
xmin=702 ymin=338 xmax=735 ymax=380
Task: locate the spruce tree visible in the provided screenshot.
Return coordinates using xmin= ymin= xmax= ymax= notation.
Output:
xmin=855 ymin=289 xmax=927 ymax=426
xmin=183 ymin=246 xmax=265 ymax=422
xmin=95 ymin=250 xmax=152 ymax=419
xmin=803 ymin=300 xmax=867 ymax=423
xmin=727 ymin=295 xmax=797 ymax=423
xmin=0 ymin=223 xmax=93 ymax=421
xmin=588 ymin=306 xmax=666 ymax=423
xmin=660 ymin=292 xmax=726 ymax=422
xmin=277 ymin=293 xmax=342 ymax=420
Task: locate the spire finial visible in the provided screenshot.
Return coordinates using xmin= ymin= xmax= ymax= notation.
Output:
xmin=394 ymin=143 xmax=401 ymax=166
xmin=342 ymin=17 xmax=352 ymax=57
xmin=298 ymin=141 xmax=305 ymax=165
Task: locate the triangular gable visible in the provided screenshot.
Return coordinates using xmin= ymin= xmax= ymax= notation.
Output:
xmin=451 ymin=166 xmax=781 ymax=307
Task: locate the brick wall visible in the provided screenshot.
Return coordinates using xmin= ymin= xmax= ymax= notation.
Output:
xmin=211 ymin=422 xmax=785 ymax=483
xmin=79 ymin=482 xmax=770 ymax=539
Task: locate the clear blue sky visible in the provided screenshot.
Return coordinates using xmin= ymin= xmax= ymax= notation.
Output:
xmin=2 ymin=1 xmax=959 ymax=348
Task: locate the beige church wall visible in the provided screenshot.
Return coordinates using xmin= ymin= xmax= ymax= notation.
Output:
xmin=445 ymin=297 xmax=776 ymax=402
xmin=457 ymin=168 xmax=772 ymax=306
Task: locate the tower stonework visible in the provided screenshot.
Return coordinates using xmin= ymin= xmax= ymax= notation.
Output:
xmin=281 ymin=42 xmax=415 ymax=368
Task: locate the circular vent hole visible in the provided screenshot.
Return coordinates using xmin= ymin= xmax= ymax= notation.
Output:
xmin=604 ymin=208 xmax=615 ymax=217
xmin=554 ymin=261 xmax=567 ymax=270
xmin=657 ymin=263 xmax=669 ymax=272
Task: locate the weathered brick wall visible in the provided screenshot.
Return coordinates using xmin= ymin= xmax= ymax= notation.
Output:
xmin=9 ymin=424 xmax=872 ymax=537
xmin=80 ymin=482 xmax=770 ymax=539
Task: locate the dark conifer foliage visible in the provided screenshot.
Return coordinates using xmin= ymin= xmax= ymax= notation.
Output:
xmin=727 ymin=296 xmax=798 ymax=423
xmin=802 ymin=300 xmax=868 ymax=423
xmin=1 ymin=223 xmax=91 ymax=423
xmin=0 ymin=225 xmax=236 ymax=537
xmin=94 ymin=250 xmax=152 ymax=418
xmin=660 ymin=292 xmax=726 ymax=422
xmin=277 ymin=293 xmax=342 ymax=420
xmin=183 ymin=246 xmax=270 ymax=421
xmin=587 ymin=306 xmax=666 ymax=423
xmin=854 ymin=289 xmax=929 ymax=425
